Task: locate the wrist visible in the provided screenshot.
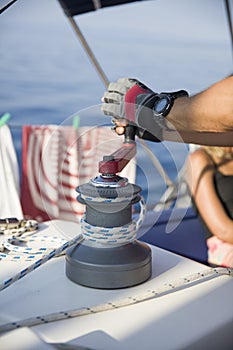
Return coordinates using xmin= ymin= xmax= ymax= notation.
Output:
xmin=165 ymin=95 xmax=190 ymax=131
xmin=136 ymin=91 xmax=189 ymax=140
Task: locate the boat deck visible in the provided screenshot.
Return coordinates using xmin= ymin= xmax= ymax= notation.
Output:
xmin=0 ymin=219 xmax=232 ymax=350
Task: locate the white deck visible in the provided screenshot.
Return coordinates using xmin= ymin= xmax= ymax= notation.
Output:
xmin=0 ymin=220 xmax=233 ymax=350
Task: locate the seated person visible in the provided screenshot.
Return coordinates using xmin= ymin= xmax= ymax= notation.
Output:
xmin=186 ymin=146 xmax=233 ymax=267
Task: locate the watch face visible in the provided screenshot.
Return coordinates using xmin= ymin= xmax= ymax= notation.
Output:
xmin=154 ymin=96 xmax=170 ymax=115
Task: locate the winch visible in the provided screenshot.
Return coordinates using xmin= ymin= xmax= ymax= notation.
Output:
xmin=66 ymin=126 xmax=152 ymax=289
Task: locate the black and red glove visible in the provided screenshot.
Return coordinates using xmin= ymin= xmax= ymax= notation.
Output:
xmin=101 ymin=78 xmax=162 ymax=141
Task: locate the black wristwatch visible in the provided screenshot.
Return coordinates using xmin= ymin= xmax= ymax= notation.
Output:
xmin=153 ymin=90 xmax=189 ymax=129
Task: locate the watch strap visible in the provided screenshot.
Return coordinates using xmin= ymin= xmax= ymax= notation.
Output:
xmin=153 ymin=89 xmax=189 ymax=130
xmin=160 ymin=90 xmax=189 ymax=99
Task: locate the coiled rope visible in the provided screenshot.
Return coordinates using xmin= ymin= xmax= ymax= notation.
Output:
xmin=0 ymin=235 xmax=68 ymax=261
xmin=81 ymin=196 xmax=146 ymax=245
xmin=0 ymin=234 xmax=83 ymax=292
xmin=0 ymin=267 xmax=232 ymax=334
xmin=0 ymin=219 xmax=38 ymax=247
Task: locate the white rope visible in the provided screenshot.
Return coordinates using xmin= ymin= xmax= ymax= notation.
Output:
xmin=0 ymin=234 xmax=83 ymax=292
xmin=0 ymin=235 xmax=68 ymax=261
xmin=0 ymin=219 xmax=38 ymax=236
xmin=0 ymin=219 xmax=39 ymax=253
xmin=0 ymin=195 xmax=145 ymax=289
xmin=81 ymin=196 xmax=146 ymax=245
xmin=81 ymin=193 xmax=134 ymax=203
xmin=0 ymin=267 xmax=232 ymax=334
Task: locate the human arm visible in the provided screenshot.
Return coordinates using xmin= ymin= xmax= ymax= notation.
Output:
xmin=102 ymin=76 xmax=233 ymax=146
xmin=186 ymin=149 xmax=233 ymax=244
xmin=164 ymin=76 xmax=233 ymax=145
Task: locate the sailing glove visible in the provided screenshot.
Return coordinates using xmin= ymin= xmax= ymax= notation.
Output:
xmin=101 ymin=78 xmax=163 ymax=141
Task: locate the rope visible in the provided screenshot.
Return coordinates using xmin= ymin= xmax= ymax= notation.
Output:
xmin=0 ymin=0 xmax=18 ymax=14
xmin=0 ymin=267 xmax=232 ymax=334
xmin=0 ymin=234 xmax=83 ymax=292
xmin=0 ymin=219 xmax=38 ymax=236
xmin=0 ymin=195 xmax=145 ymax=289
xmin=0 ymin=219 xmax=39 ymax=252
xmin=81 ymin=193 xmax=138 ymax=203
xmin=0 ymin=235 xmax=68 ymax=262
xmin=81 ymin=196 xmax=146 ymax=245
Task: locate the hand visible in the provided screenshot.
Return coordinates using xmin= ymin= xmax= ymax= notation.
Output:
xmin=101 ymin=78 xmax=162 ymax=141
xmin=101 ymin=78 xmax=153 ymax=121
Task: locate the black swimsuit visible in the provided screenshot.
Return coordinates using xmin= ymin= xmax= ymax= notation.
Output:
xmin=214 ymin=170 xmax=233 ymax=219
xmin=193 ymin=169 xmax=233 ymax=239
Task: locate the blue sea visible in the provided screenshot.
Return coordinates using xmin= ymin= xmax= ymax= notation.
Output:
xmin=0 ymin=0 xmax=232 ymax=208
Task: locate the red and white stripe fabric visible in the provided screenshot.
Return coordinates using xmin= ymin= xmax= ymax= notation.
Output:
xmin=21 ymin=125 xmax=136 ymax=223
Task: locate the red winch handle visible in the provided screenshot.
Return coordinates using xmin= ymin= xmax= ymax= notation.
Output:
xmin=98 ymin=125 xmax=137 ymax=175
xmin=99 ymin=143 xmax=136 ymax=175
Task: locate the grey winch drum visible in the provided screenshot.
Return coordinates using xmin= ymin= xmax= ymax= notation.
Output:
xmin=66 ymin=175 xmax=152 ymax=289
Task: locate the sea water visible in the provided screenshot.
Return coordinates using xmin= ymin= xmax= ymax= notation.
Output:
xmin=0 ymin=0 xmax=232 ymax=208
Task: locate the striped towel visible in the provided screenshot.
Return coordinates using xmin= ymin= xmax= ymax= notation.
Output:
xmin=21 ymin=125 xmax=136 ymax=223
xmin=0 ymin=125 xmax=23 ymax=218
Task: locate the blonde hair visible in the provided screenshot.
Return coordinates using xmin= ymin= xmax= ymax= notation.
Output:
xmin=204 ymin=146 xmax=233 ymax=160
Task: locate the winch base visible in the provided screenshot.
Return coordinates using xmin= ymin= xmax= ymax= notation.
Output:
xmin=66 ymin=241 xmax=152 ymax=289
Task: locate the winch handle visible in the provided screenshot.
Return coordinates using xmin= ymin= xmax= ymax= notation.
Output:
xmin=98 ymin=125 xmax=137 ymax=175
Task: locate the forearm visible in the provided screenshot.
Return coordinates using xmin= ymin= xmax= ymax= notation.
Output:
xmin=204 ymin=211 xmax=233 ymax=244
xmin=163 ymin=77 xmax=233 ymax=145
xmin=216 ymin=225 xmax=233 ymax=244
xmin=163 ymin=129 xmax=233 ymax=146
xmin=102 ymin=76 xmax=233 ymax=146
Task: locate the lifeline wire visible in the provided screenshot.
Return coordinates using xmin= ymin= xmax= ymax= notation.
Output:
xmin=0 ymin=267 xmax=232 ymax=334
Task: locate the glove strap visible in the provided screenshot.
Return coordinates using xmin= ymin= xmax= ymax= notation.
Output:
xmin=124 ymin=83 xmax=153 ymax=122
xmin=136 ymin=94 xmax=164 ymax=141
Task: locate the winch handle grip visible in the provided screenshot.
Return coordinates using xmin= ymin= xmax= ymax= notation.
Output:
xmin=98 ymin=125 xmax=137 ymax=175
